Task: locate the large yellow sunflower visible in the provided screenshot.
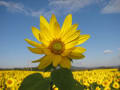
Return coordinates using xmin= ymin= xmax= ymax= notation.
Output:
xmin=6 ymin=78 xmax=15 ymax=88
xmin=25 ymin=14 xmax=90 ymax=69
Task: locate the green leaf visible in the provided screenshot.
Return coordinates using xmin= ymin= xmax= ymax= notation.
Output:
xmin=72 ymin=80 xmax=85 ymax=90
xmin=51 ymin=68 xmax=75 ymax=90
xmin=19 ymin=73 xmax=50 ymax=90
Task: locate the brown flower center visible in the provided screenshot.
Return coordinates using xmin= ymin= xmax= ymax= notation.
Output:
xmin=7 ymin=80 xmax=12 ymax=85
xmin=49 ymin=40 xmax=64 ymax=55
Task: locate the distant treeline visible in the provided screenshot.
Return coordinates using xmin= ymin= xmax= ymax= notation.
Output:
xmin=0 ymin=67 xmax=39 ymax=71
xmin=0 ymin=66 xmax=120 ymax=71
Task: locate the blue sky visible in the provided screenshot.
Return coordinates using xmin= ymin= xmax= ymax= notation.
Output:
xmin=0 ymin=0 xmax=120 ymax=68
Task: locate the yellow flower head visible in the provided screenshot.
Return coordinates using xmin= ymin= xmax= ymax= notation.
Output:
xmin=25 ymin=14 xmax=90 ymax=69
xmin=112 ymin=82 xmax=119 ymax=89
xmin=95 ymin=86 xmax=101 ymax=90
xmin=6 ymin=78 xmax=15 ymax=88
xmin=102 ymin=80 xmax=110 ymax=87
xmin=104 ymin=87 xmax=111 ymax=90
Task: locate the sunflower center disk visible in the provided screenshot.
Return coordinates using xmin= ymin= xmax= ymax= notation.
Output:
xmin=8 ymin=80 xmax=12 ymax=84
xmin=53 ymin=42 xmax=62 ymax=51
xmin=50 ymin=40 xmax=64 ymax=55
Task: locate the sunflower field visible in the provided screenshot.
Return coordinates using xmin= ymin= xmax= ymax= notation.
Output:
xmin=0 ymin=68 xmax=120 ymax=90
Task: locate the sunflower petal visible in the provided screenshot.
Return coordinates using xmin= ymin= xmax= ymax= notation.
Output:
xmin=42 ymin=48 xmax=52 ymax=55
xmin=50 ymin=14 xmax=61 ymax=38
xmin=32 ymin=27 xmax=41 ymax=41
xmin=40 ymin=16 xmax=49 ymax=29
xmin=71 ymin=47 xmax=86 ymax=54
xmin=53 ymin=22 xmax=61 ymax=38
xmin=61 ymin=48 xmax=74 ymax=56
xmin=50 ymin=14 xmax=57 ymax=26
xmin=40 ymin=16 xmax=54 ymax=44
xmin=68 ymin=53 xmax=85 ymax=59
xmin=38 ymin=56 xmax=52 ymax=69
xmin=25 ymin=39 xmax=42 ymax=48
xmin=52 ymin=55 xmax=62 ymax=67
xmin=40 ymin=22 xmax=52 ymax=41
xmin=64 ymin=30 xmax=80 ymax=44
xmin=61 ymin=24 xmax=78 ymax=40
xmin=60 ymin=14 xmax=72 ymax=36
xmin=65 ymin=40 xmax=78 ymax=49
xmin=27 ymin=47 xmax=44 ymax=54
xmin=32 ymin=58 xmax=42 ymax=63
xmin=60 ymin=57 xmax=71 ymax=69
xmin=77 ymin=34 xmax=90 ymax=45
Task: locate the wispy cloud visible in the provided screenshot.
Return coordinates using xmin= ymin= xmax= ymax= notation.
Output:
xmin=0 ymin=1 xmax=30 ymax=15
xmin=0 ymin=1 xmax=56 ymax=18
xmin=101 ymin=0 xmax=120 ymax=14
xmin=31 ymin=9 xmax=56 ymax=18
xmin=1 ymin=0 xmax=119 ymax=18
xmin=104 ymin=49 xmax=113 ymax=54
xmin=48 ymin=0 xmax=103 ymax=13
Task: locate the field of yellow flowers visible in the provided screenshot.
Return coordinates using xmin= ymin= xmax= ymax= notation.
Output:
xmin=0 ymin=68 xmax=120 ymax=90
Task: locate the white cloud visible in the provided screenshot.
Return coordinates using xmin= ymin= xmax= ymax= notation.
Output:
xmin=1 ymin=0 xmax=118 ymax=18
xmin=31 ymin=9 xmax=56 ymax=19
xmin=104 ymin=49 xmax=113 ymax=54
xmin=0 ymin=1 xmax=29 ymax=15
xmin=101 ymin=0 xmax=120 ymax=14
xmin=0 ymin=1 xmax=56 ymax=18
xmin=49 ymin=0 xmax=100 ymax=13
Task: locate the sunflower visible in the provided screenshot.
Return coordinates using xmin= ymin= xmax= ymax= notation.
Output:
xmin=6 ymin=78 xmax=15 ymax=88
xmin=112 ymin=82 xmax=119 ymax=89
xmin=25 ymin=14 xmax=90 ymax=69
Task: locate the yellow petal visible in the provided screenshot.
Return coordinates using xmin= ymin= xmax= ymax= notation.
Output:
xmin=27 ymin=47 xmax=44 ymax=54
xmin=77 ymin=34 xmax=90 ymax=45
xmin=61 ymin=48 xmax=74 ymax=56
xmin=64 ymin=30 xmax=80 ymax=44
xmin=53 ymin=22 xmax=61 ymax=38
xmin=40 ymin=22 xmax=52 ymax=41
xmin=61 ymin=24 xmax=78 ymax=40
xmin=52 ymin=55 xmax=62 ymax=67
xmin=50 ymin=14 xmax=60 ymax=38
xmin=25 ymin=39 xmax=42 ymax=48
xmin=42 ymin=48 xmax=52 ymax=55
xmin=68 ymin=53 xmax=85 ymax=59
xmin=32 ymin=58 xmax=42 ymax=63
xmin=60 ymin=57 xmax=71 ymax=69
xmin=71 ymin=47 xmax=86 ymax=54
xmin=32 ymin=27 xmax=41 ymax=41
xmin=38 ymin=56 xmax=52 ymax=69
xmin=65 ymin=40 xmax=78 ymax=49
xmin=40 ymin=16 xmax=54 ymax=44
xmin=60 ymin=14 xmax=72 ymax=36
xmin=39 ymin=24 xmax=53 ymax=47
xmin=50 ymin=14 xmax=57 ymax=26
xmin=40 ymin=16 xmax=49 ymax=29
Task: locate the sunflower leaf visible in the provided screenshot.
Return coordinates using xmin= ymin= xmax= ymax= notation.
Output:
xmin=51 ymin=68 xmax=75 ymax=90
xmin=19 ymin=73 xmax=50 ymax=90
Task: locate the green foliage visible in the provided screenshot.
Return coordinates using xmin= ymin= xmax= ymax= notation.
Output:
xmin=72 ymin=80 xmax=85 ymax=90
xmin=90 ymin=83 xmax=104 ymax=90
xmin=19 ymin=73 xmax=50 ymax=90
xmin=51 ymin=68 xmax=75 ymax=90
xmin=19 ymin=68 xmax=85 ymax=90
xmin=44 ymin=64 xmax=55 ymax=72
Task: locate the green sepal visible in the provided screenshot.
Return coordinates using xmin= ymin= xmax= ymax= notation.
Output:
xmin=44 ymin=64 xmax=56 ymax=72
